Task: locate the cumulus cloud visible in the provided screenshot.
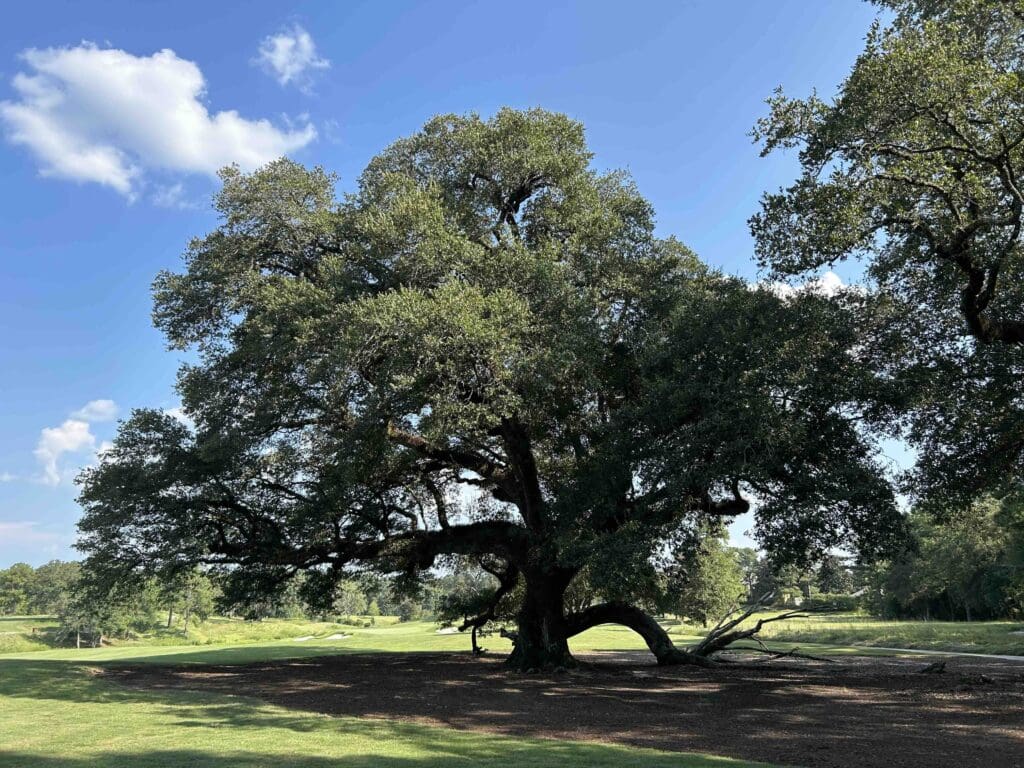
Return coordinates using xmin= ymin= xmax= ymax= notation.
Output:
xmin=70 ymin=398 xmax=118 ymax=422
xmin=255 ymin=24 xmax=330 ymax=90
xmin=0 ymin=43 xmax=317 ymax=198
xmin=34 ymin=399 xmax=118 ymax=485
xmin=34 ymin=419 xmax=95 ymax=485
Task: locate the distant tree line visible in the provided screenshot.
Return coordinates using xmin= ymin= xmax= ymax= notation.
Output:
xmin=7 ymin=491 xmax=1022 ymax=652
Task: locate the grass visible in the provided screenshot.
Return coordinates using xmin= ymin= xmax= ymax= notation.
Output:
xmin=0 ymin=624 xmax=771 ymax=768
xmin=748 ymin=612 xmax=1024 ymax=656
xmin=0 ymin=615 xmax=58 ymax=653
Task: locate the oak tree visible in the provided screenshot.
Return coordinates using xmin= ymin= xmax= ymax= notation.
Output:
xmin=752 ymin=0 xmax=1024 ymax=505
xmin=78 ymin=109 xmax=902 ymax=669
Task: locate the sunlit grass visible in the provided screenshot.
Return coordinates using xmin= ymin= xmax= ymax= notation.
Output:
xmin=749 ymin=612 xmax=1024 ymax=655
xmin=0 ymin=615 xmax=58 ymax=653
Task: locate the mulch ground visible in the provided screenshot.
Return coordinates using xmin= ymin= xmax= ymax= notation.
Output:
xmin=108 ymin=650 xmax=1024 ymax=768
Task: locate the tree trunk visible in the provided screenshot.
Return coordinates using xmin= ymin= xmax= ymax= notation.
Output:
xmin=167 ymin=607 xmax=174 ymax=628
xmin=506 ymin=575 xmax=575 ymax=671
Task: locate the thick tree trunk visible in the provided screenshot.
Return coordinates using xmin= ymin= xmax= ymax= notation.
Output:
xmin=566 ymin=602 xmax=716 ymax=667
xmin=506 ymin=575 xmax=575 ymax=671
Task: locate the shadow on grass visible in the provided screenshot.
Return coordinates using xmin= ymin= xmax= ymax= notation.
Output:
xmin=5 ymin=648 xmax=1024 ymax=768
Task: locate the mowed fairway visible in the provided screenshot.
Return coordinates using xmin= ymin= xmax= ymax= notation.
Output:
xmin=0 ymin=621 xmax=770 ymax=768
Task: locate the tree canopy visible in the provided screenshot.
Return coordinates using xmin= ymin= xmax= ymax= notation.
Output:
xmin=752 ymin=0 xmax=1024 ymax=505
xmin=78 ymin=108 xmax=904 ymax=669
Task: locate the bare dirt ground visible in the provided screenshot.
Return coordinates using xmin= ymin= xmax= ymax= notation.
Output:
xmin=109 ymin=651 xmax=1024 ymax=768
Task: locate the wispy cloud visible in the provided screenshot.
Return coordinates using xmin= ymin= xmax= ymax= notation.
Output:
xmin=0 ymin=522 xmax=65 ymax=559
xmin=151 ymin=182 xmax=197 ymax=210
xmin=70 ymin=398 xmax=118 ymax=422
xmin=0 ymin=43 xmax=317 ymax=199
xmin=255 ymin=24 xmax=330 ymax=92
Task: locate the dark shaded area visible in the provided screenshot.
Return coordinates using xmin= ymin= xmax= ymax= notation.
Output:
xmin=109 ymin=651 xmax=1024 ymax=768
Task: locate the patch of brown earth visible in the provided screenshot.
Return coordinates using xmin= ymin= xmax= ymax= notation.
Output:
xmin=108 ymin=651 xmax=1024 ymax=768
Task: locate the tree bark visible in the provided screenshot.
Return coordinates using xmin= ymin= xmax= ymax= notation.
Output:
xmin=565 ymin=602 xmax=716 ymax=667
xmin=506 ymin=573 xmax=575 ymax=670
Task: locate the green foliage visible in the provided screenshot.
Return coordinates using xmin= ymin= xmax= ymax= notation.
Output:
xmin=732 ymin=548 xmax=759 ymax=600
xmin=869 ymin=496 xmax=1024 ymax=620
xmin=0 ymin=563 xmax=35 ymax=614
xmin=752 ymin=0 xmax=1024 ymax=505
xmin=77 ymin=108 xmax=905 ymax=666
xmin=801 ymin=594 xmax=861 ymax=612
xmin=816 ymin=554 xmax=854 ymax=595
xmin=331 ymin=581 xmax=368 ymax=618
xmin=163 ymin=569 xmax=217 ymax=636
xmin=665 ymin=525 xmax=746 ymax=625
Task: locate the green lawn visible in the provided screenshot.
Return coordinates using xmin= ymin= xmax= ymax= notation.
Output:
xmin=0 ymin=622 xmax=770 ymax=768
xmin=0 ymin=615 xmax=58 ymax=653
xmin=750 ymin=612 xmax=1024 ymax=656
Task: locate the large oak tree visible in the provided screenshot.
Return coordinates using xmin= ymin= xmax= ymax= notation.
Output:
xmin=78 ymin=109 xmax=902 ymax=669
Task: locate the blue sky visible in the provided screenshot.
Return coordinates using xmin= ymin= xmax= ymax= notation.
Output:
xmin=0 ymin=0 xmax=887 ymax=565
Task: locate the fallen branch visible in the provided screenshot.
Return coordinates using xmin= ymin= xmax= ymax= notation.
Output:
xmin=726 ymin=644 xmax=837 ymax=664
xmin=689 ymin=592 xmax=820 ymax=658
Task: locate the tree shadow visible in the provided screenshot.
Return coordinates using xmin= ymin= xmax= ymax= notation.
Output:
xmin=5 ymin=650 xmax=1024 ymax=768
xmin=0 ymin=654 xmax=763 ymax=767
xmin=106 ymin=651 xmax=1024 ymax=768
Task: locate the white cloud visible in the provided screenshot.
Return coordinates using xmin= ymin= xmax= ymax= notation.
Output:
xmin=33 ymin=399 xmax=119 ymax=484
xmin=34 ymin=419 xmax=95 ymax=485
xmin=255 ymin=24 xmax=330 ymax=91
xmin=0 ymin=43 xmax=317 ymax=198
xmin=71 ymin=398 xmax=118 ymax=422
xmin=761 ymin=270 xmax=848 ymax=299
xmin=0 ymin=472 xmax=16 ymax=482
xmin=151 ymin=182 xmax=197 ymax=209
xmin=164 ymin=405 xmax=195 ymax=430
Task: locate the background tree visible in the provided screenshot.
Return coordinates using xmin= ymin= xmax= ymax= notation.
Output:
xmin=752 ymin=0 xmax=1024 ymax=506
xmin=732 ymin=547 xmax=760 ymax=602
xmin=162 ymin=568 xmax=216 ymax=636
xmin=664 ymin=524 xmax=745 ymax=625
xmin=0 ymin=563 xmax=34 ymax=614
xmin=332 ymin=580 xmax=369 ymax=618
xmin=78 ymin=109 xmax=904 ymax=670
xmin=872 ymin=496 xmax=1023 ymax=619
xmin=816 ymin=554 xmax=854 ymax=595
xmin=25 ymin=561 xmax=81 ymax=615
